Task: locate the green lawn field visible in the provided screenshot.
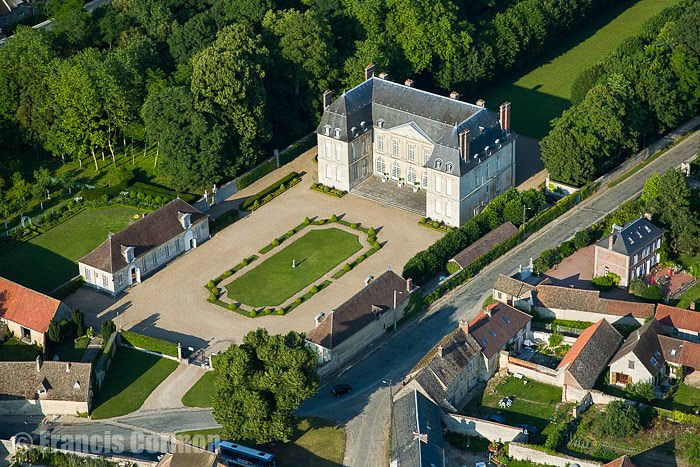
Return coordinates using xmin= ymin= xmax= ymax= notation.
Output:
xmin=91 ymin=347 xmax=178 ymax=419
xmin=0 ymin=206 xmax=143 ymax=293
xmin=182 ymin=371 xmax=216 ymax=408
xmin=0 ymin=337 xmax=42 ymax=361
xmin=225 ymin=228 xmax=362 ymax=307
xmin=474 ymin=0 xmax=680 ymax=138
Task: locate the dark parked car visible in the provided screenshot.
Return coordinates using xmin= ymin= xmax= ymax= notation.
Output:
xmin=484 ymin=414 xmax=506 ymax=424
xmin=331 ymin=383 xmax=352 ymax=397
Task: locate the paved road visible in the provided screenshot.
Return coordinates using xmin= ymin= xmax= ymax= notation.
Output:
xmin=297 ymin=130 xmax=699 ymax=467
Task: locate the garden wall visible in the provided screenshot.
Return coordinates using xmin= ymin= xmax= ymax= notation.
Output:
xmin=443 ymin=413 xmax=527 ymax=443
xmin=0 ymin=399 xmax=89 ymax=416
xmin=508 ymin=442 xmax=602 ymax=467
xmin=8 ymin=440 xmax=157 ymax=467
xmin=498 ymin=351 xmax=561 ymax=387
xmin=564 ymin=385 xmax=622 ymax=405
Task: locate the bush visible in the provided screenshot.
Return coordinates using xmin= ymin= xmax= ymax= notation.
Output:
xmin=343 ymin=263 xmax=351 ymax=272
xmin=573 ymin=229 xmax=592 ymax=249
xmin=559 ymin=240 xmax=575 ymax=258
xmin=277 ymin=308 xmax=285 ymax=315
xmin=544 ymin=422 xmax=567 ymax=450
xmin=627 ymin=381 xmax=654 ymax=402
xmin=249 ymin=310 xmax=257 ymax=318
xmin=228 ymin=303 xmax=239 ymax=311
xmin=209 ymin=291 xmax=218 ymax=301
xmin=240 ymin=259 xmax=248 ymax=267
xmin=207 ymin=280 xmax=216 ymax=289
xmin=373 ymin=241 xmax=381 ymax=250
xmin=629 ymin=279 xmax=663 ymax=301
xmin=548 ymin=332 xmax=563 ymax=347
xmin=310 ymin=285 xmax=319 ymax=294
xmin=240 ymin=172 xmax=299 ymax=209
xmin=592 ymin=272 xmax=620 ymax=291
xmin=294 ymin=298 xmax=302 ymax=305
xmin=331 ymin=214 xmax=337 ymax=221
xmin=271 ymin=238 xmax=280 ymax=246
xmin=304 ymin=217 xmax=310 ymax=225
xmin=351 ymin=223 xmax=358 ymax=228
xmin=596 ymin=401 xmax=642 ymax=437
xmin=367 ymin=227 xmax=376 ymax=236
xmin=100 ymin=320 xmax=116 ymax=343
xmin=223 ymin=270 xmax=233 ymax=278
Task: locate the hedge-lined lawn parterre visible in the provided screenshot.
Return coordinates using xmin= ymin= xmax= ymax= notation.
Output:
xmin=119 ymin=331 xmax=179 ymax=358
xmin=181 ymin=371 xmax=216 ymax=408
xmin=91 ymin=347 xmax=178 ymax=419
xmin=225 ymin=228 xmax=362 ymax=307
xmin=0 ymin=205 xmax=143 ymax=293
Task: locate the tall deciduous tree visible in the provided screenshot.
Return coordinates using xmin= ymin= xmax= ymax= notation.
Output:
xmin=212 ymin=329 xmax=319 ymax=443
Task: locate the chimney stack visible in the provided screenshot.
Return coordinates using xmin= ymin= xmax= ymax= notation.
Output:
xmin=406 ymin=277 xmax=413 ymax=292
xmin=459 ymin=319 xmax=469 ymax=336
xmin=378 ymin=71 xmax=388 ymax=79
xmin=449 ymin=91 xmax=460 ymax=100
xmin=364 ymin=63 xmax=375 ymax=81
xmin=323 ymin=90 xmax=332 ymax=111
xmin=476 ymin=99 xmax=486 ymax=107
xmin=437 ymin=346 xmax=443 ymax=358
xmin=459 ymin=129 xmax=470 ymax=161
xmin=499 ymin=101 xmax=511 ymax=132
xmin=608 ymin=233 xmax=614 ymax=249
xmin=66 ymin=362 xmax=71 ymax=372
xmin=404 ymin=78 xmax=414 ymax=87
xmin=644 ymin=212 xmax=652 ymax=221
xmin=36 ymin=355 xmax=42 ymax=372
xmin=690 ymin=301 xmax=696 ymax=311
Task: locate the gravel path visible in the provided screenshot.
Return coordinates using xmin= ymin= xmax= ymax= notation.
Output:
xmin=139 ymin=365 xmax=209 ymax=411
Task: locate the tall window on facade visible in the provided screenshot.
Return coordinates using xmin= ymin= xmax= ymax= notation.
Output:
xmin=353 ymin=165 xmax=359 ymax=180
xmin=446 ymin=178 xmax=453 ymax=196
xmin=335 ymin=144 xmax=341 ymax=161
xmin=336 ymin=166 xmax=342 ymax=181
xmin=391 ymin=161 xmax=400 ymax=179
xmin=474 ymin=169 xmax=479 ymax=186
xmin=152 ymin=254 xmax=157 ymax=266
xmin=435 ymin=175 xmax=442 ymax=193
xmin=166 ymin=245 xmax=170 ymax=258
xmin=407 ymin=167 xmax=416 ymax=184
xmin=376 ymin=157 xmax=385 ymax=174
xmin=435 ymin=198 xmax=442 ymax=214
xmin=363 ymin=138 xmax=368 ymax=155
xmin=422 ymin=172 xmax=428 ymax=188
xmin=392 ymin=139 xmax=399 ymax=157
xmin=325 ymin=164 xmax=332 ymax=180
xmin=362 ymin=159 xmax=368 ymax=176
xmin=352 ymin=143 xmax=357 ymax=161
xmin=102 ymin=274 xmax=108 ymax=287
xmin=324 ymin=141 xmax=331 ymax=159
xmin=423 ymin=148 xmax=431 ymax=165
xmin=378 ymin=135 xmax=384 ymax=152
xmin=85 ymin=269 xmax=92 ymax=282
xmin=408 ymin=144 xmax=415 ymax=162
xmin=446 ymin=202 xmax=452 ymax=218
xmin=496 ymin=155 xmax=500 ymax=170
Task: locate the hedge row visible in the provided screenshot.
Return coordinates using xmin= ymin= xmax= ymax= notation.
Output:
xmin=523 ymin=183 xmax=597 ymax=236
xmin=130 ymin=181 xmax=198 ymax=203
xmin=119 ymin=330 xmax=179 ymax=358
xmin=310 ymin=182 xmax=346 ymax=198
xmin=237 ymin=159 xmax=277 ymax=191
xmin=81 ymin=180 xmax=129 ymax=201
xmin=278 ymin=134 xmax=315 ymax=165
xmin=241 ymin=172 xmax=300 ymax=210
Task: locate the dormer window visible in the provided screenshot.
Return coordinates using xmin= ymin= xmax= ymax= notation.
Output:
xmin=484 ymin=146 xmax=490 ymax=154
xmin=478 ymin=125 xmax=485 ymax=134
xmin=360 ymin=121 xmax=366 ymax=130
xmin=179 ymin=212 xmax=192 ymax=230
xmin=445 ymin=162 xmax=454 ymax=173
xmin=334 ymin=128 xmax=341 ymax=139
xmin=434 ymin=159 xmax=443 ymax=170
xmin=324 ymin=125 xmax=331 ymax=136
xmin=350 ymin=126 xmax=357 ymax=137
xmin=377 ymin=119 xmax=384 ymax=129
xmin=122 ymin=246 xmax=135 ymax=263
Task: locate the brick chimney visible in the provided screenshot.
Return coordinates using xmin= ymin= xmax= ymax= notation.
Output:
xmin=459 ymin=319 xmax=469 ymax=336
xmin=476 ymin=99 xmax=486 ymax=107
xmin=404 ymin=78 xmax=414 ymax=87
xmin=644 ymin=212 xmax=652 ymax=221
xmin=378 ymin=71 xmax=388 ymax=79
xmin=323 ymin=90 xmax=332 ymax=111
xmin=459 ymin=128 xmax=470 ymax=161
xmin=65 ymin=362 xmax=71 ymax=372
xmin=449 ymin=91 xmax=460 ymax=100
xmin=499 ymin=102 xmax=511 ymax=132
xmin=406 ymin=277 xmax=413 ymax=292
xmin=364 ymin=63 xmax=375 ymax=81
xmin=437 ymin=346 xmax=443 ymax=358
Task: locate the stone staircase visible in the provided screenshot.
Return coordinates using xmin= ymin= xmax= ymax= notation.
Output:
xmin=351 ymin=176 xmax=426 ymax=216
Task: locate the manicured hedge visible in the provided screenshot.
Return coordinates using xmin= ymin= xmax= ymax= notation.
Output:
xmin=81 ymin=180 xmax=129 ymax=201
xmin=237 ymin=159 xmax=277 ymax=191
xmin=278 ymin=134 xmax=315 ymax=165
xmin=241 ymin=172 xmax=300 ymax=210
xmin=119 ymin=330 xmax=178 ymax=358
xmin=523 ymin=183 xmax=596 ymax=236
xmin=130 ymin=181 xmax=198 ymax=203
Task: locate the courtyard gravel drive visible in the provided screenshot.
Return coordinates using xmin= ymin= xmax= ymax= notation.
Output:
xmin=66 ymin=149 xmax=442 ymax=353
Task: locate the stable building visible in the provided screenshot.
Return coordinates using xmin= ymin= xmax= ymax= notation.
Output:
xmin=79 ymin=199 xmax=210 ymax=296
xmin=316 ymin=65 xmax=516 ymax=227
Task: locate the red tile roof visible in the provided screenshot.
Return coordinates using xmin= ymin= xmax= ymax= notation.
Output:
xmin=0 ymin=277 xmax=63 ymax=333
xmin=655 ymin=304 xmax=700 ymax=333
xmin=603 ymin=455 xmax=635 ymax=467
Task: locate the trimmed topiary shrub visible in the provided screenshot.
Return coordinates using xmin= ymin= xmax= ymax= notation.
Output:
xmin=277 ymin=308 xmax=285 ymax=315
xmin=271 ymin=238 xmax=280 ymax=246
xmin=207 ymin=280 xmax=215 ymax=289
xmin=373 ymin=241 xmax=381 ymax=250
xmin=223 ymin=270 xmax=233 ymax=278
xmin=249 ymin=310 xmax=257 ymax=318
xmin=343 ymin=263 xmax=351 ymax=272
xmin=294 ymin=297 xmax=302 ymax=305
xmin=240 ymin=259 xmax=248 ymax=267
xmin=331 ymin=214 xmax=338 ymax=221
xmin=367 ymin=227 xmax=376 ymax=236
xmin=310 ymin=285 xmax=319 ymax=294
xmin=228 ymin=303 xmax=238 ymax=311
xmin=304 ymin=217 xmax=310 ymax=225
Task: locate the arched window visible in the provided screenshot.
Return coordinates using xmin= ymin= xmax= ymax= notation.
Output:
xmin=445 ymin=162 xmax=454 ymax=173
xmin=407 ymin=167 xmax=416 ymax=184
xmin=434 ymin=158 xmax=443 ymax=170
xmin=376 ymin=156 xmax=385 ymax=174
xmin=391 ymin=161 xmax=400 ymax=179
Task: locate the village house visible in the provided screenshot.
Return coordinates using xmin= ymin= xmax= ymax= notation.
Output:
xmin=608 ymin=319 xmax=700 ymax=386
xmin=557 ymin=319 xmax=623 ymax=391
xmin=655 ymin=303 xmax=700 ymax=343
xmin=306 ymin=270 xmax=416 ymax=376
xmin=0 ymin=357 xmax=92 ymax=415
xmin=0 ymin=276 xmax=71 ymax=348
xmin=593 ymin=217 xmax=664 ymax=287
xmin=492 ymin=273 xmax=536 ymax=312
xmin=316 ymin=64 xmax=516 ymax=227
xmin=78 ymin=199 xmax=210 ymax=296
xmin=390 ymin=389 xmax=445 ymax=467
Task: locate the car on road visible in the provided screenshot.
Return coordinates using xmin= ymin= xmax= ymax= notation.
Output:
xmin=331 ymin=383 xmax=352 ymax=397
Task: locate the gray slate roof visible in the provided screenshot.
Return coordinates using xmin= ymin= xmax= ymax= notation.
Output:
xmin=0 ymin=360 xmax=91 ymax=402
xmin=306 ymin=270 xmax=410 ymax=349
xmin=558 ymin=319 xmax=623 ymax=390
xmin=414 ymin=328 xmax=481 ymax=411
xmin=452 ymin=222 xmax=518 ymax=269
xmin=596 ymin=218 xmax=663 ymax=257
xmin=468 ymin=303 xmax=531 ymax=358
xmin=317 ymin=77 xmax=510 ymax=176
xmin=79 ymin=199 xmax=208 ymax=273
xmin=610 ymin=320 xmax=665 ymax=377
xmin=391 ymin=389 xmax=445 ymax=467
xmin=493 ymin=274 xmax=536 ymax=299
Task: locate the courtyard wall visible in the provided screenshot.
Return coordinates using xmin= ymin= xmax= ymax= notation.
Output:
xmin=508 ymin=442 xmax=602 ymax=467
xmin=443 ymin=413 xmax=527 ymax=443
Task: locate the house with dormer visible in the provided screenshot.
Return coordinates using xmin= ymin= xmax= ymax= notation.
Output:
xmin=78 ymin=199 xmax=209 ymax=295
xmin=593 ymin=217 xmax=663 ymax=287
xmin=316 ymin=64 xmax=516 ymax=227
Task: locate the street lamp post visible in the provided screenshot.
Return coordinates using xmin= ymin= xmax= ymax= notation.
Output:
xmin=522 ymin=205 xmax=532 ymax=227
